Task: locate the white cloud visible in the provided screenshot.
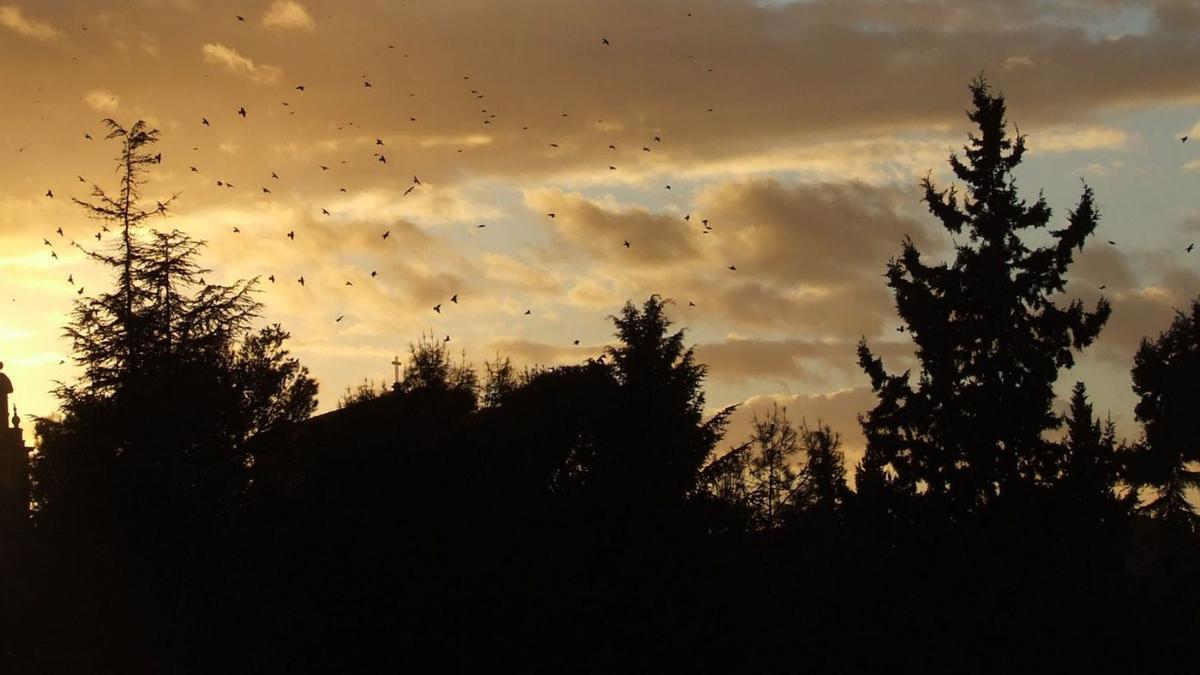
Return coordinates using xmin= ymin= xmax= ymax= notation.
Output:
xmin=83 ymin=90 xmax=119 ymax=113
xmin=261 ymin=1 xmax=315 ymax=30
xmin=1030 ymin=126 xmax=1130 ymax=154
xmin=0 ymin=5 xmax=60 ymax=40
xmin=200 ymin=43 xmax=282 ymax=84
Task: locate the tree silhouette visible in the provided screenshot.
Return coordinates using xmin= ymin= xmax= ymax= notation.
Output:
xmin=1129 ymin=298 xmax=1200 ymax=530
xmin=602 ymin=296 xmax=735 ymax=512
xmin=396 ymin=332 xmax=478 ymax=400
xmin=32 ymin=120 xmax=317 ymax=533
xmin=857 ymin=77 xmax=1111 ymax=519
xmin=746 ymin=404 xmax=802 ymax=530
xmin=1058 ymin=381 xmax=1125 ymax=523
xmin=796 ymin=420 xmax=850 ymax=520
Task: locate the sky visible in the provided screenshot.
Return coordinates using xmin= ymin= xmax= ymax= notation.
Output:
xmin=2 ymin=0 xmax=1200 ymax=466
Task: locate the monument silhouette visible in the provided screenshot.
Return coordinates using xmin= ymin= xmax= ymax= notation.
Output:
xmin=0 ymin=363 xmax=29 ymax=535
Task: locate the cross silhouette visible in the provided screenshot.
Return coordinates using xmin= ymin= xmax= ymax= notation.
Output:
xmin=391 ymin=355 xmax=402 ymax=386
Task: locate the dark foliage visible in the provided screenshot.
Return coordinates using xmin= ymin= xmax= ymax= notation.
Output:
xmin=6 ymin=91 xmax=1199 ymax=674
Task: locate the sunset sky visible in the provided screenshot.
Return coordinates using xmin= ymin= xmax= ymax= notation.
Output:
xmin=3 ymin=0 xmax=1200 ymax=463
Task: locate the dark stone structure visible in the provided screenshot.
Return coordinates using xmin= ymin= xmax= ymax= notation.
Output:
xmin=0 ymin=363 xmax=29 ymax=533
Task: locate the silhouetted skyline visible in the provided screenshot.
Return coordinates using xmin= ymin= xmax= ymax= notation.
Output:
xmin=4 ymin=2 xmax=1200 ymax=467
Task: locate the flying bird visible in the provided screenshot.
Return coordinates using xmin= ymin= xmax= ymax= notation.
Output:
xmin=1182 ymin=136 xmax=1189 ymax=143
xmin=433 ymin=304 xmax=442 ymax=313
xmin=84 ymin=133 xmax=92 ymax=140
xmin=45 ymin=189 xmax=53 ymax=198
xmin=524 ymin=309 xmax=532 ymax=315
xmin=1188 ymin=243 xmax=1195 ymax=253
xmin=602 ymin=37 xmax=609 ymax=45
xmin=547 ymin=213 xmax=556 ymax=218
xmin=236 ymin=15 xmax=245 ymax=22
xmin=56 ymin=227 xmax=63 ymax=236
xmin=262 ymin=187 xmax=271 ymax=194
xmin=336 ymin=315 xmax=344 ymax=323
xmin=232 ymin=227 xmax=240 ymax=234
xmin=728 ymin=265 xmax=737 ymax=271
xmin=623 ymin=240 xmax=630 ymax=248
xmin=287 ymin=230 xmax=295 ymax=240
xmin=296 ymin=85 xmax=305 ymax=91
xmin=201 ymin=118 xmax=210 ymax=126
xmin=382 ymin=230 xmax=390 ymax=239
xmin=412 ymin=176 xmax=421 ymax=185
xmin=268 ymin=275 xmax=275 ymax=283
xmin=450 ymin=294 xmax=458 ymax=303
xmin=67 ymin=274 xmax=73 ymax=285
xmin=297 ymin=276 xmax=305 ymax=286
xmin=403 ymin=186 xmax=415 ymax=196
xmin=322 ymin=208 xmax=331 ymax=216
xmin=238 ymin=107 xmax=247 ymax=117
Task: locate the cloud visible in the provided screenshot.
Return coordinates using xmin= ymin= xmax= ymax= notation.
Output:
xmin=83 ymin=90 xmax=119 ymax=113
xmin=695 ymin=336 xmax=913 ymax=385
xmin=1029 ymin=125 xmax=1129 ymax=154
xmin=261 ymin=1 xmax=315 ymax=31
xmin=0 ymin=5 xmax=59 ymax=40
xmin=721 ymin=387 xmax=879 ymax=480
xmin=200 ymin=43 xmax=282 ymax=84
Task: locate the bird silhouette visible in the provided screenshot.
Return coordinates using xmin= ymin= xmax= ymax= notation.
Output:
xmin=376 ymin=138 xmax=384 ymax=145
xmin=296 ymin=85 xmax=305 ymax=91
xmin=450 ymin=294 xmax=458 ymax=303
xmin=262 ymin=187 xmax=271 ymax=194
xmin=190 ymin=166 xmax=199 ymax=172
xmin=236 ymin=15 xmax=245 ymax=21
xmin=602 ymin=37 xmax=609 ymax=45
xmin=268 ymin=275 xmax=276 ymax=283
xmin=271 ymin=171 xmax=279 ymax=179
xmin=45 ymin=189 xmax=53 ymax=198
xmin=623 ymin=240 xmax=630 ymax=248
xmin=287 ymin=230 xmax=295 ymax=240
xmin=56 ymin=227 xmax=63 ymax=236
xmin=413 ymin=176 xmax=421 ymax=185
xmin=1188 ymin=243 xmax=1195 ymax=253
xmin=232 ymin=227 xmax=241 ymax=234
xmin=371 ymin=271 xmax=378 ymax=278
xmin=524 ymin=309 xmax=532 ymax=315
xmin=322 ymin=208 xmax=331 ymax=216
xmin=336 ymin=315 xmax=344 ymax=322
xmin=573 ymin=339 xmax=580 ymax=345
xmin=728 ymin=265 xmax=737 ymax=271
xmin=297 ymin=276 xmax=305 ymax=286
xmin=382 ymin=230 xmax=391 ymax=239
xmin=345 ymin=281 xmax=353 ymax=286
xmin=238 ymin=107 xmax=247 ymax=117
xmin=433 ymin=304 xmax=442 ymax=313
xmin=84 ymin=133 xmax=92 ymax=140
xmin=202 ymin=117 xmax=210 ymax=126
xmin=1182 ymin=136 xmax=1188 ymax=143
xmin=67 ymin=274 xmax=73 ymax=285
xmin=547 ymin=213 xmax=556 ymax=218
xmin=403 ymin=186 xmax=415 ymax=196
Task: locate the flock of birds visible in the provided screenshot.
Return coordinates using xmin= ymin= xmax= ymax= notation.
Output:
xmin=21 ymin=11 xmax=1200 ymax=370
xmin=29 ymin=13 xmax=739 ymax=355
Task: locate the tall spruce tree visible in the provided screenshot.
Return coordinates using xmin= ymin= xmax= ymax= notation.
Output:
xmin=856 ymin=78 xmax=1111 ymax=519
xmin=1129 ymin=298 xmax=1200 ymax=530
xmin=1059 ymin=381 xmax=1123 ymax=522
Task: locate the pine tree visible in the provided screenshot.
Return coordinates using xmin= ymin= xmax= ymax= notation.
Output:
xmin=746 ymin=404 xmax=802 ymax=530
xmin=32 ymin=120 xmax=317 ymax=534
xmin=797 ymin=420 xmax=850 ymax=519
xmin=1129 ymin=298 xmax=1200 ymax=531
xmin=604 ymin=295 xmax=735 ymax=508
xmin=1059 ymin=382 xmax=1122 ymax=521
xmin=856 ymin=78 xmax=1111 ymax=519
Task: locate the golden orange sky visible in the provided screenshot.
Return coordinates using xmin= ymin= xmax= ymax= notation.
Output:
xmin=4 ymin=0 xmax=1200 ymax=460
